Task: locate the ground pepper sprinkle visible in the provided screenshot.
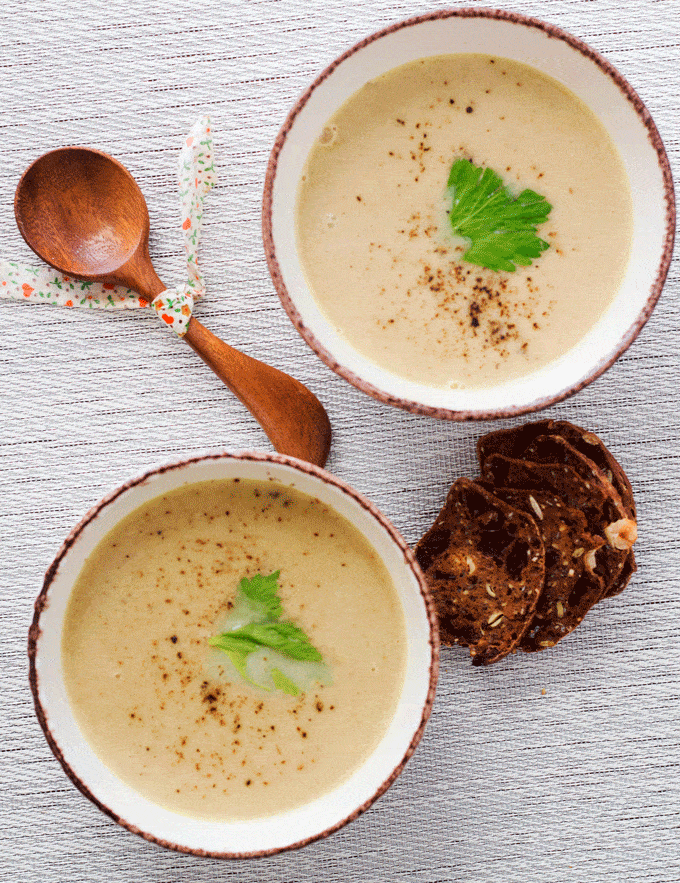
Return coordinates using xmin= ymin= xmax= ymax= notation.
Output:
xmin=296 ymin=53 xmax=631 ymax=389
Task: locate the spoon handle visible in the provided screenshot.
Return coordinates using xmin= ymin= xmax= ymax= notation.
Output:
xmin=126 ymin=259 xmax=331 ymax=466
xmin=183 ymin=318 xmax=331 ymax=467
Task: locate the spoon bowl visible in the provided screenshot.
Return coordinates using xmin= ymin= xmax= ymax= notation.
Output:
xmin=15 ymin=147 xmax=148 ymax=278
xmin=15 ymin=146 xmax=332 ymax=467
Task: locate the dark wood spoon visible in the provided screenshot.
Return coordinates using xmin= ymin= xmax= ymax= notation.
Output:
xmin=14 ymin=146 xmax=332 ymax=467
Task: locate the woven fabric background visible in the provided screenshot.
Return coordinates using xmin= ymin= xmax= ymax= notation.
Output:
xmin=0 ymin=0 xmax=678 ymax=880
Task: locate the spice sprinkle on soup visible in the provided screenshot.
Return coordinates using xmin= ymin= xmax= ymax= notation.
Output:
xmin=62 ymin=479 xmax=407 ymax=821
xmin=295 ymin=54 xmax=633 ymax=389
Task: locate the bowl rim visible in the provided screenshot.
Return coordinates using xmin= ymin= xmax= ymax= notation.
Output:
xmin=27 ymin=450 xmax=440 ymax=859
xmin=262 ymin=6 xmax=676 ymax=421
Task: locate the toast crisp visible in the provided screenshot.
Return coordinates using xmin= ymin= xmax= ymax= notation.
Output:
xmin=477 ymin=419 xmax=635 ymax=517
xmin=490 ymin=487 xmax=606 ymax=651
xmin=523 ymin=435 xmax=636 ymax=597
xmin=477 ymin=420 xmax=637 ymax=596
xmin=415 ymin=478 xmax=544 ymax=666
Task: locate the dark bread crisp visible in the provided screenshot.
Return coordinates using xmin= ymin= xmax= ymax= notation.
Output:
xmin=489 ymin=487 xmax=606 ymax=651
xmin=477 ymin=420 xmax=552 ymax=464
xmin=550 ymin=423 xmax=635 ymax=519
xmin=481 ymin=453 xmax=617 ymax=523
xmin=418 ymin=422 xmax=638 ymax=662
xmin=523 ymin=435 xmax=627 ymax=518
xmin=519 ymin=434 xmax=636 ymax=597
xmin=415 ymin=478 xmax=544 ymax=666
xmin=477 ymin=419 xmax=636 ymax=517
xmin=477 ymin=420 xmax=637 ymax=596
xmin=481 ymin=453 xmax=627 ymax=614
xmin=608 ymin=553 xmax=637 ymax=600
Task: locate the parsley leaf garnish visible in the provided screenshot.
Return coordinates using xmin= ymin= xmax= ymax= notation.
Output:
xmin=271 ymin=668 xmax=301 ymax=697
xmin=222 ymin=647 xmax=251 ymax=682
xmin=237 ymin=571 xmax=282 ymax=620
xmin=227 ymin=622 xmax=324 ymax=662
xmin=209 ymin=571 xmax=326 ymax=695
xmin=447 ymin=158 xmax=552 ymax=272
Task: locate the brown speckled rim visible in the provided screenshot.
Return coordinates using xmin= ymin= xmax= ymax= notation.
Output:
xmin=262 ymin=7 xmax=676 ymax=421
xmin=28 ymin=451 xmax=440 ymax=860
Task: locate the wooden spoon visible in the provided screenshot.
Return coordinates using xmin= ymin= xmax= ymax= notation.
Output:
xmin=14 ymin=146 xmax=332 ymax=467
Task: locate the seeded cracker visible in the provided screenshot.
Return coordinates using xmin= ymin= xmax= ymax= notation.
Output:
xmin=522 ymin=436 xmax=637 ymax=594
xmin=477 ymin=420 xmax=637 ymax=596
xmin=489 ymin=487 xmax=606 ymax=651
xmin=415 ymin=478 xmax=544 ymax=666
xmin=481 ymin=450 xmax=637 ymax=646
xmin=483 ymin=451 xmax=620 ymax=575
xmin=477 ymin=419 xmax=636 ymax=518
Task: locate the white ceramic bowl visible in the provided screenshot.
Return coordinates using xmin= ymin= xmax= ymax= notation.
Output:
xmin=29 ymin=452 xmax=439 ymax=858
xmin=263 ymin=9 xmax=675 ymax=420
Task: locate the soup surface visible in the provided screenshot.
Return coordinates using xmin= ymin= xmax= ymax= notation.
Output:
xmin=62 ymin=478 xmax=407 ymax=820
xmin=296 ymin=54 xmax=633 ymax=389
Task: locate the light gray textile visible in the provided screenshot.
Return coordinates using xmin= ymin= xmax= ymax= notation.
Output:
xmin=1 ymin=0 xmax=679 ymax=880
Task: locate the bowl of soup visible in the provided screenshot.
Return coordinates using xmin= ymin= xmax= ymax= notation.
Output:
xmin=29 ymin=452 xmax=439 ymax=857
xmin=263 ymin=9 xmax=674 ymax=419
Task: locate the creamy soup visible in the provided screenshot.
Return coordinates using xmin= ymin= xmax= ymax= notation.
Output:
xmin=296 ymin=54 xmax=633 ymax=389
xmin=62 ymin=479 xmax=407 ymax=820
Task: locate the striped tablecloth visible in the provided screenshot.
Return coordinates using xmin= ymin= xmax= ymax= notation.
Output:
xmin=1 ymin=1 xmax=678 ymax=880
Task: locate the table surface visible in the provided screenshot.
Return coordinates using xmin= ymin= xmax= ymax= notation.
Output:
xmin=1 ymin=1 xmax=678 ymax=880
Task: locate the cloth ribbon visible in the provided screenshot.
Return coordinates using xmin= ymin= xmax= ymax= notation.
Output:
xmin=0 ymin=116 xmax=216 ymax=337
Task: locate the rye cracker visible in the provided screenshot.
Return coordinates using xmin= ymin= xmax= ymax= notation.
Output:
xmin=477 ymin=419 xmax=635 ymax=518
xmin=489 ymin=487 xmax=606 ymax=651
xmin=522 ymin=435 xmax=637 ymax=597
xmin=415 ymin=478 xmax=544 ymax=666
xmin=481 ymin=453 xmax=630 ymax=611
xmin=477 ymin=420 xmax=637 ymax=596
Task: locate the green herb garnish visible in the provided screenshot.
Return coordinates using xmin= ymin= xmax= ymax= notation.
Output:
xmin=271 ymin=668 xmax=301 ymax=697
xmin=236 ymin=570 xmax=283 ymax=620
xmin=209 ymin=572 xmax=326 ymax=696
xmin=447 ymin=158 xmax=552 ymax=272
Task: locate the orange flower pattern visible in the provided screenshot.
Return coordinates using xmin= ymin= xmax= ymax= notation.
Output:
xmin=0 ymin=117 xmax=216 ymax=338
